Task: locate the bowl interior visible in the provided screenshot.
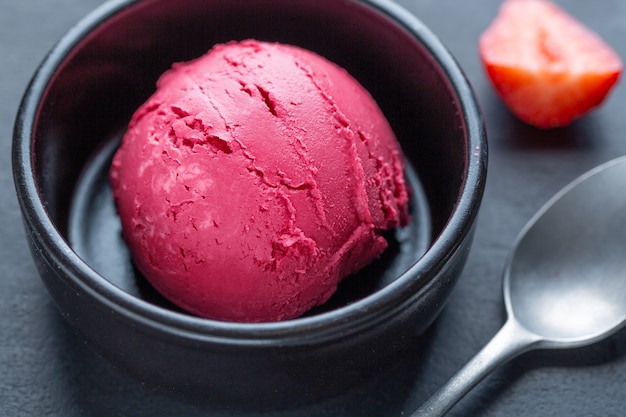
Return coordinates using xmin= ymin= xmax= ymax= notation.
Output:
xmin=68 ymin=135 xmax=431 ymax=315
xmin=28 ymin=0 xmax=473 ymax=320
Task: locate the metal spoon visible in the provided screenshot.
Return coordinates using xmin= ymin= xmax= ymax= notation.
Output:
xmin=412 ymin=156 xmax=626 ymax=417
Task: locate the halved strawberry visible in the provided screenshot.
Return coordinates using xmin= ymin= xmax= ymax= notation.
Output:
xmin=479 ymin=0 xmax=623 ymax=128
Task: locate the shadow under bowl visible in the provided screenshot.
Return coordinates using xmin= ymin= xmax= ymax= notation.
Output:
xmin=12 ymin=0 xmax=487 ymax=410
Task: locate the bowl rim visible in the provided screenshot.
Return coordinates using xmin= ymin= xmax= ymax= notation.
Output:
xmin=12 ymin=0 xmax=487 ymax=346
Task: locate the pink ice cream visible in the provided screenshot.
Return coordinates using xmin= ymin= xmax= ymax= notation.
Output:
xmin=110 ymin=40 xmax=409 ymax=322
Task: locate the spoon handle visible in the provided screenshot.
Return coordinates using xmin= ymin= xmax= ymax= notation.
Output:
xmin=410 ymin=318 xmax=541 ymax=417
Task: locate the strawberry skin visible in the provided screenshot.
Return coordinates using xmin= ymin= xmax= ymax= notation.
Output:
xmin=479 ymin=0 xmax=623 ymax=128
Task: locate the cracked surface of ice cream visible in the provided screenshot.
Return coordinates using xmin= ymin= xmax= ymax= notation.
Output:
xmin=110 ymin=40 xmax=410 ymax=322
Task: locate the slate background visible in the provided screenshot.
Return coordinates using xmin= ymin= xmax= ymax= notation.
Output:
xmin=2 ymin=0 xmax=626 ymax=416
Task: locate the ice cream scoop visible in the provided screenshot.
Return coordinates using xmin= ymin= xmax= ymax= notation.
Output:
xmin=109 ymin=40 xmax=409 ymax=322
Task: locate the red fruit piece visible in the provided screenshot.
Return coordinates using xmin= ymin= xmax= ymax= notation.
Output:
xmin=479 ymin=0 xmax=623 ymax=128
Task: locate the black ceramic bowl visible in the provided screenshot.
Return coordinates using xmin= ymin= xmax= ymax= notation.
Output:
xmin=13 ymin=0 xmax=486 ymax=409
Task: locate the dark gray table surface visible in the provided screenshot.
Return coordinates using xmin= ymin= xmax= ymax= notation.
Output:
xmin=2 ymin=0 xmax=626 ymax=416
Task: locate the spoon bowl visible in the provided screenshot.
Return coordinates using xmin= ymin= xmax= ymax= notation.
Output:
xmin=413 ymin=156 xmax=626 ymax=416
xmin=506 ymin=157 xmax=626 ymax=345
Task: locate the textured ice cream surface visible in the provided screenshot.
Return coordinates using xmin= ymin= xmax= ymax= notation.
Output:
xmin=110 ymin=40 xmax=410 ymax=322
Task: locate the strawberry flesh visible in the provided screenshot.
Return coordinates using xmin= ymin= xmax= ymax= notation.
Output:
xmin=479 ymin=0 xmax=623 ymax=128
